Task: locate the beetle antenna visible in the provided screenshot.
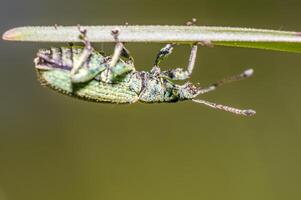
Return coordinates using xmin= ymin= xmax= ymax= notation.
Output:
xmin=192 ymin=99 xmax=256 ymax=116
xmin=197 ymin=68 xmax=254 ymax=95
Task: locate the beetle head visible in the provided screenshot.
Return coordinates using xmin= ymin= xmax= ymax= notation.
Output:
xmin=178 ymin=82 xmax=200 ymax=100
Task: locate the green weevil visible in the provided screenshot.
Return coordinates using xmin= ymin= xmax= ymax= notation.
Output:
xmin=34 ymin=23 xmax=256 ymax=116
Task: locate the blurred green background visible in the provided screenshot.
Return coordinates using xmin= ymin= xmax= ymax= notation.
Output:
xmin=1 ymin=0 xmax=301 ymax=200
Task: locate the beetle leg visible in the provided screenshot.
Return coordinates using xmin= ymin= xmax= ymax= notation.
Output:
xmin=102 ymin=28 xmax=135 ymax=83
xmin=109 ymin=28 xmax=134 ymax=67
xmin=198 ymin=68 xmax=254 ymax=94
xmin=157 ymin=18 xmax=204 ymax=80
xmin=153 ymin=18 xmax=198 ymax=67
xmin=70 ymin=26 xmax=108 ymax=83
xmin=154 ymin=43 xmax=197 ymax=81
xmin=120 ymin=46 xmax=134 ymax=65
xmin=70 ymin=26 xmax=93 ymax=75
xmin=69 ymin=26 xmax=94 ymax=82
xmin=160 ymin=44 xmax=198 ymax=80
xmin=154 ymin=43 xmax=175 ymax=66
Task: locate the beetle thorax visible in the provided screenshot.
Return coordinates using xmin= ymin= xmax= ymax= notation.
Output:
xmin=136 ymin=72 xmax=199 ymax=103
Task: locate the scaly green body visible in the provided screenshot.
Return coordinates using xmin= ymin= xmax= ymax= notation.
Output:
xmin=33 ymin=25 xmax=255 ymax=116
xmin=37 ymin=69 xmax=140 ymax=103
xmin=35 ymin=46 xmax=199 ymax=104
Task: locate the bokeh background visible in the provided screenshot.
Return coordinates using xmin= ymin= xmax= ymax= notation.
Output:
xmin=1 ymin=0 xmax=301 ymax=200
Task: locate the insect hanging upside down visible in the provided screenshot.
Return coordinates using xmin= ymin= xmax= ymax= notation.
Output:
xmin=34 ymin=25 xmax=256 ymax=116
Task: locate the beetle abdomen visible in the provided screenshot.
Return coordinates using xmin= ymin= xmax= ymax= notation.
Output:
xmin=37 ymin=69 xmax=139 ymax=104
xmin=36 ymin=47 xmax=106 ymax=71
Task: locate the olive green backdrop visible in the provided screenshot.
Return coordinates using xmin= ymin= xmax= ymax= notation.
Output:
xmin=1 ymin=0 xmax=301 ymax=200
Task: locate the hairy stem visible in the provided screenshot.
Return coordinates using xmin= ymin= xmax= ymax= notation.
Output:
xmin=3 ymin=25 xmax=301 ymax=53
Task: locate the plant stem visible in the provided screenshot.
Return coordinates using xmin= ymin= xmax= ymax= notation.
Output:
xmin=3 ymin=25 xmax=301 ymax=53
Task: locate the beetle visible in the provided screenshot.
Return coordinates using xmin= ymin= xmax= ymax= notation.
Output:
xmin=34 ymin=23 xmax=256 ymax=116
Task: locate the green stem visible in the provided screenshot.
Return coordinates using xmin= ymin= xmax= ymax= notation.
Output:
xmin=3 ymin=25 xmax=301 ymax=53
